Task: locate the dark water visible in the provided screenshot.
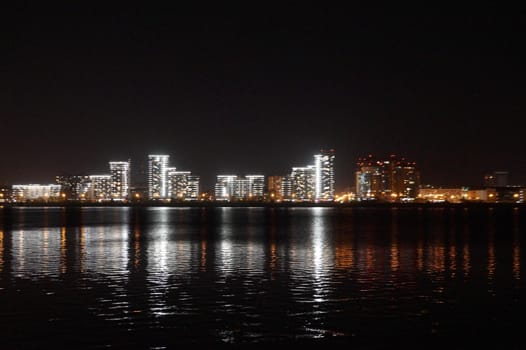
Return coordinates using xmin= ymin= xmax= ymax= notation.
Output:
xmin=0 ymin=205 xmax=525 ymax=349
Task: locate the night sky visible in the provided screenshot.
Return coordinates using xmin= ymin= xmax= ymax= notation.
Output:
xmin=2 ymin=4 xmax=526 ymax=191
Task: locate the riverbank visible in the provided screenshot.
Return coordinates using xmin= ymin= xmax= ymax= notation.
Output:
xmin=1 ymin=200 xmax=525 ymax=209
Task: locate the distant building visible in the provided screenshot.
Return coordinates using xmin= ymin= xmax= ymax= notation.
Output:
xmin=484 ymin=171 xmax=509 ymax=187
xmin=215 ymin=175 xmax=237 ymax=200
xmin=109 ymin=160 xmax=131 ymax=200
xmin=87 ymin=175 xmax=112 ymax=201
xmin=214 ymin=174 xmax=265 ymax=200
xmin=291 ymin=166 xmax=315 ymax=201
xmin=55 ymin=174 xmax=90 ymax=200
xmin=314 ymin=149 xmax=335 ymax=201
xmin=487 ymin=185 xmax=523 ymax=203
xmin=355 ymin=154 xmax=420 ymax=201
xmin=187 ymin=175 xmax=200 ymax=200
xmin=12 ymin=184 xmax=62 ymax=202
xmin=268 ymin=176 xmax=283 ymax=200
xmin=418 ymin=188 xmax=465 ymax=203
xmin=281 ymin=175 xmax=292 ymax=200
xmin=245 ymin=175 xmax=265 ymax=199
xmin=148 ymin=154 xmax=169 ymax=199
xmin=287 ymin=149 xmax=335 ymax=202
xmin=0 ymin=186 xmax=9 ymax=203
xmin=167 ymin=168 xmax=191 ymax=200
xmin=355 ymin=157 xmax=382 ymax=200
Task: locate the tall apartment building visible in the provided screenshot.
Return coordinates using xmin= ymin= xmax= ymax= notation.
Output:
xmin=215 ymin=175 xmax=237 ymax=200
xmin=314 ymin=149 xmax=335 ymax=201
xmin=288 ymin=149 xmax=335 ymax=201
xmin=88 ymin=175 xmax=112 ymax=201
xmin=109 ymin=160 xmax=131 ymax=200
xmin=355 ymin=154 xmax=420 ymax=201
xmin=291 ymin=166 xmax=315 ymax=201
xmin=55 ymin=174 xmax=90 ymax=200
xmin=187 ymin=175 xmax=200 ymax=200
xmin=167 ymin=168 xmax=190 ymax=199
xmin=148 ymin=154 xmax=169 ymax=199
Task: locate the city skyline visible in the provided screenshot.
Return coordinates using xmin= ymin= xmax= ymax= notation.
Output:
xmin=3 ymin=150 xmax=523 ymax=204
xmin=2 ymin=5 xmax=525 ymax=189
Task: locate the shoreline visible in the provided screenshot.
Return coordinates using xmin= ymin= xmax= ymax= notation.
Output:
xmin=1 ymin=201 xmax=525 ymax=209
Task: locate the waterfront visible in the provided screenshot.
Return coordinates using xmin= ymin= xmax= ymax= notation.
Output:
xmin=0 ymin=205 xmax=524 ymax=349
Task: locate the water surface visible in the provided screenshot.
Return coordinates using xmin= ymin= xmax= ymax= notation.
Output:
xmin=0 ymin=206 xmax=524 ymax=348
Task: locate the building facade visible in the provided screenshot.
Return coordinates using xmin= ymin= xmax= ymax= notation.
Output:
xmin=356 ymin=154 xmax=420 ymax=201
xmin=55 ymin=175 xmax=90 ymax=200
xmin=148 ymin=154 xmax=169 ymax=199
xmin=88 ymin=175 xmax=112 ymax=201
xmin=215 ymin=175 xmax=237 ymax=200
xmin=214 ymin=175 xmax=265 ymax=200
xmin=167 ymin=168 xmax=190 ymax=200
xmin=109 ymin=160 xmax=131 ymax=200
xmin=314 ymin=149 xmax=335 ymax=201
xmin=291 ymin=166 xmax=315 ymax=201
xmin=187 ymin=175 xmax=200 ymax=200
xmin=11 ymin=184 xmax=62 ymax=202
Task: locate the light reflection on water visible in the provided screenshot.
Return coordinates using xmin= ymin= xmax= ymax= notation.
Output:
xmin=0 ymin=205 xmax=525 ymax=348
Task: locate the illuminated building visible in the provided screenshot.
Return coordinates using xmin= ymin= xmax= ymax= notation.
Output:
xmin=0 ymin=187 xmax=9 ymax=203
xmin=187 ymin=175 xmax=200 ymax=200
xmin=109 ymin=160 xmax=130 ymax=200
xmin=12 ymin=184 xmax=62 ymax=202
xmin=287 ymin=149 xmax=335 ymax=202
xmin=148 ymin=154 xmax=169 ymax=199
xmin=418 ymin=188 xmax=465 ymax=203
xmin=215 ymin=175 xmax=237 ymax=200
xmin=314 ymin=149 xmax=335 ymax=201
xmin=55 ymin=174 xmax=90 ymax=200
xmin=167 ymin=168 xmax=190 ymax=199
xmin=291 ymin=166 xmax=315 ymax=201
xmin=268 ymin=176 xmax=283 ymax=200
xmin=281 ymin=175 xmax=292 ymax=200
xmin=355 ymin=157 xmax=382 ymax=199
xmin=87 ymin=175 xmax=112 ymax=201
xmin=214 ymin=175 xmax=265 ymax=200
xmin=356 ymin=154 xmax=420 ymax=201
xmin=483 ymin=185 xmax=524 ymax=203
xmin=245 ymin=175 xmax=265 ymax=199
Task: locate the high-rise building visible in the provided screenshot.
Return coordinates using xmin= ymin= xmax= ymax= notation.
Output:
xmin=148 ymin=154 xmax=169 ymax=199
xmin=109 ymin=160 xmax=131 ymax=200
xmin=355 ymin=154 xmax=420 ymax=201
xmin=314 ymin=149 xmax=335 ymax=201
xmin=355 ymin=156 xmax=381 ymax=199
xmin=88 ymin=175 xmax=112 ymax=201
xmin=268 ymin=175 xmax=283 ymax=200
xmin=245 ymin=175 xmax=265 ymax=199
xmin=287 ymin=149 xmax=335 ymax=202
xmin=215 ymin=175 xmax=237 ymax=200
xmin=55 ymin=174 xmax=90 ymax=200
xmin=167 ymin=168 xmax=191 ymax=199
xmin=391 ymin=159 xmax=420 ymax=200
xmin=281 ymin=175 xmax=292 ymax=200
xmin=291 ymin=166 xmax=315 ymax=201
xmin=187 ymin=175 xmax=200 ymax=200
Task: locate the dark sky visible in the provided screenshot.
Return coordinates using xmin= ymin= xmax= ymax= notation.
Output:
xmin=2 ymin=4 xmax=526 ymax=191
